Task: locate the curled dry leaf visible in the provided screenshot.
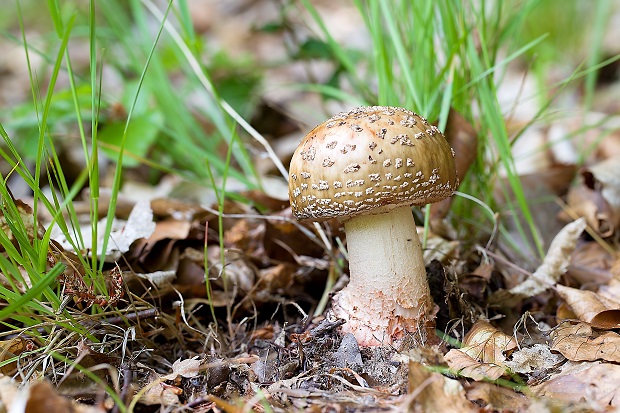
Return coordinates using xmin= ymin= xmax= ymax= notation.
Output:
xmin=559 ymin=154 xmax=620 ymax=238
xmin=224 ymin=219 xmax=266 ymax=257
xmin=257 ymin=263 xmax=295 ymax=292
xmin=0 ymin=337 xmax=35 ymax=375
xmin=562 ymin=185 xmax=616 ymax=237
xmin=461 ymin=320 xmax=518 ymax=364
xmin=134 ymin=270 xmax=176 ymax=289
xmin=207 ymin=246 xmax=256 ymax=294
xmin=444 ymin=320 xmax=517 ymax=381
xmin=556 ymin=284 xmax=620 ymax=329
xmin=550 ymin=322 xmax=620 ymax=363
xmin=509 ymin=218 xmax=586 ymax=297
xmin=444 ymin=348 xmax=507 ymax=381
xmin=147 ymin=219 xmax=192 ymax=243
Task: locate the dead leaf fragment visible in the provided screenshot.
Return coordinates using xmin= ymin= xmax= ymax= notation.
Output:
xmin=533 ymin=361 xmax=620 ymax=409
xmin=140 ymin=381 xmax=181 ymax=406
xmin=556 ymin=284 xmax=620 ymax=329
xmin=465 ymin=381 xmax=530 ymax=411
xmin=444 ymin=320 xmax=517 ymax=381
xmin=405 ymin=361 xmax=478 ymax=412
xmin=162 ymin=357 xmax=202 ymax=380
xmin=551 ymin=322 xmax=620 ymax=363
xmin=444 ymin=348 xmax=507 ymax=381
xmin=51 ymin=199 xmax=156 ymax=261
xmin=509 ymin=218 xmax=586 ymax=297
xmin=461 ymin=320 xmax=518 ymax=364
xmin=562 ymin=185 xmax=616 ymax=237
xmin=0 ymin=337 xmax=34 ymax=375
xmin=567 ymin=241 xmax=614 ymax=287
xmin=25 ymin=380 xmax=76 ymax=413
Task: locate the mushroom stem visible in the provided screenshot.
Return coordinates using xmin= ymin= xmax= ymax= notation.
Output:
xmin=332 ymin=205 xmax=433 ymax=346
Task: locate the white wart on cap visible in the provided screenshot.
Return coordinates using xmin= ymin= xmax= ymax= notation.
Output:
xmin=289 ymin=106 xmax=458 ymax=221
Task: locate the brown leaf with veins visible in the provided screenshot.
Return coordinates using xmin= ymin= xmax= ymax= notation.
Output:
xmin=405 ymin=361 xmax=478 ymax=412
xmin=551 ymin=322 xmax=620 ymax=363
xmin=461 ymin=320 xmax=518 ymax=364
xmin=444 ymin=320 xmax=517 ymax=381
xmin=533 ymin=361 xmax=620 ymax=409
xmin=556 ymin=284 xmax=620 ymax=329
xmin=444 ymin=348 xmax=507 ymax=381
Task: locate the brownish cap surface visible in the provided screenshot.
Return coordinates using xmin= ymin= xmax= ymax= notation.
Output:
xmin=288 ymin=106 xmax=458 ymax=221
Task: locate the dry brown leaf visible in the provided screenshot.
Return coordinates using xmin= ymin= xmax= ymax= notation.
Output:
xmin=150 ymin=197 xmax=209 ymax=221
xmin=0 ymin=337 xmax=35 ymax=375
xmin=533 ymin=361 xmax=620 ymax=409
xmin=405 ymin=361 xmax=478 ymax=412
xmin=567 ymin=241 xmax=614 ymax=287
xmin=562 ymin=185 xmax=615 ymax=237
xmin=208 ymin=246 xmax=255 ymax=294
xmin=257 ymin=263 xmax=295 ymax=291
xmin=140 ymin=382 xmax=181 ymax=406
xmin=556 ymin=284 xmax=620 ymax=329
xmin=471 ymin=262 xmax=494 ymax=281
xmin=465 ymin=381 xmax=530 ymax=412
xmin=461 ymin=320 xmax=518 ymax=364
xmin=147 ymin=219 xmax=192 ymax=243
xmin=550 ymin=322 xmax=620 ymax=363
xmin=444 ymin=348 xmax=507 ymax=381
xmin=556 ymin=301 xmax=578 ymax=321
xmin=134 ymin=270 xmax=176 ymax=289
xmin=444 ymin=320 xmax=517 ymax=381
xmin=418 ymin=228 xmax=460 ymax=264
xmin=24 ymin=380 xmax=78 ymax=413
xmin=509 ymin=218 xmax=586 ymax=297
xmin=224 ymin=219 xmax=266 ymax=257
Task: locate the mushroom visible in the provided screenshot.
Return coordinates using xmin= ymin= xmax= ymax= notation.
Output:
xmin=288 ymin=106 xmax=458 ymax=346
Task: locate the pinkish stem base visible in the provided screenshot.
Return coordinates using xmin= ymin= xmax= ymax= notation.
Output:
xmin=331 ymin=205 xmax=433 ymax=346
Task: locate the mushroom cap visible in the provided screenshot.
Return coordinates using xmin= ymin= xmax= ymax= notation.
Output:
xmin=288 ymin=106 xmax=458 ymax=221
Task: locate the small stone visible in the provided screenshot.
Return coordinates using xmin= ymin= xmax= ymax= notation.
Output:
xmin=333 ymin=333 xmax=363 ymax=371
